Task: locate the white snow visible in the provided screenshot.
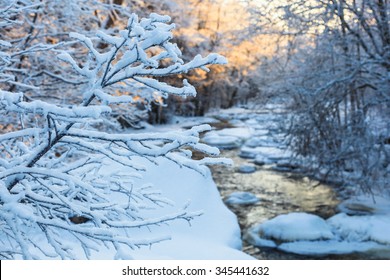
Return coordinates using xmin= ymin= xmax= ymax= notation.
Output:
xmin=328 ymin=213 xmax=390 ymax=245
xmin=114 ymin=157 xmax=253 ymax=259
xmin=253 ymin=212 xmax=334 ymax=242
xmin=0 ymin=39 xmax=12 ymax=47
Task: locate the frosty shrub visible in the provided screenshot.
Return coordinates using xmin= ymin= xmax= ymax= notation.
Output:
xmin=0 ymin=11 xmax=227 ymax=259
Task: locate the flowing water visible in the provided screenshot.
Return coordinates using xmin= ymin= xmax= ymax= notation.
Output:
xmin=210 ymin=149 xmax=344 ymax=259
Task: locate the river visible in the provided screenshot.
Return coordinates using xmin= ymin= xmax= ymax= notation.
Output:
xmin=210 ymin=149 xmax=351 ymax=259
xmin=204 ymin=107 xmax=385 ymax=259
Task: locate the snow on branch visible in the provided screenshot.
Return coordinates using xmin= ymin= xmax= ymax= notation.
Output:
xmin=0 ymin=90 xmax=112 ymax=120
xmin=0 ymin=12 xmax=229 ymax=259
xmin=57 ymin=12 xmax=227 ymax=102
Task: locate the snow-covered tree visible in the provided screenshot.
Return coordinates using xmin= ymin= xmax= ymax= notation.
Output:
xmin=248 ymin=0 xmax=390 ymax=194
xmin=0 ymin=11 xmax=228 ymax=259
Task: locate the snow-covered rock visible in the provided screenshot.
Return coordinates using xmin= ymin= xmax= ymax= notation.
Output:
xmin=240 ymin=146 xmax=291 ymax=163
xmin=255 ymin=212 xmax=334 ymax=242
xmin=225 ymin=191 xmax=260 ymax=205
xmin=246 ymin=209 xmax=390 ymax=257
xmin=202 ymin=131 xmax=242 ymax=149
xmin=202 ymin=127 xmax=253 ymax=150
xmin=237 ymin=164 xmax=256 ymax=173
xmin=217 ymin=127 xmax=253 ymax=139
xmin=238 ymin=150 xmax=257 ymax=159
xmin=244 ymin=137 xmax=275 ymax=148
xmin=253 ymin=154 xmax=271 ymax=166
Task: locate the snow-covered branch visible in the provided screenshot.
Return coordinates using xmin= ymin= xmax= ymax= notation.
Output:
xmin=0 ymin=11 xmax=228 ymax=259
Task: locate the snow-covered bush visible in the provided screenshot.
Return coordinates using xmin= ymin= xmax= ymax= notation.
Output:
xmin=249 ymin=0 xmax=390 ymax=195
xmin=0 ymin=11 xmax=228 ymax=259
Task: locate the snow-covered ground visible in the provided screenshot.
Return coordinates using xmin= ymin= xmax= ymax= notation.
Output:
xmin=10 ymin=154 xmax=253 ymax=260
xmin=123 ymin=157 xmax=253 ymax=260
xmin=1 ymin=112 xmax=254 ymax=259
xmin=90 ymin=115 xmax=257 ymax=259
xmin=108 ymin=115 xmax=256 ymax=259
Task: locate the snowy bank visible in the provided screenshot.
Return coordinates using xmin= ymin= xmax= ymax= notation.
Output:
xmin=127 ymin=157 xmax=253 ymax=259
xmin=202 ymin=127 xmax=253 ymax=149
xmin=225 ymin=192 xmax=259 ymax=206
xmin=246 ymin=206 xmax=390 ymax=257
xmin=10 ymin=156 xmax=253 ymax=260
